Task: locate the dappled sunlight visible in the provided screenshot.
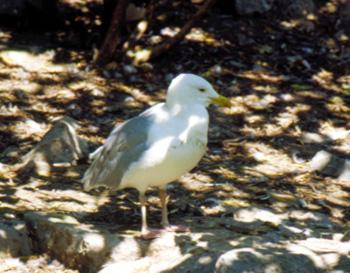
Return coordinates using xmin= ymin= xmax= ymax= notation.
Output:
xmin=0 ymin=30 xmax=12 ymax=43
xmin=244 ymin=142 xmax=301 ymax=172
xmin=0 ymin=0 xmax=349 ymax=271
xmin=0 ymin=50 xmax=70 ymax=73
xmin=238 ymin=70 xmax=287 ymax=84
xmin=185 ymin=27 xmax=223 ymax=47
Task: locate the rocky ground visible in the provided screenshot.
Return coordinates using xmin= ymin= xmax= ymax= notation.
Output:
xmin=0 ymin=0 xmax=350 ymax=272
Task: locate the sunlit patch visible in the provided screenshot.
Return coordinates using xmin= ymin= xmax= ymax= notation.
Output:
xmin=239 ymin=70 xmax=286 ymax=83
xmin=243 ymin=142 xmax=304 ymax=176
xmin=212 ymin=166 xmax=237 ymax=180
xmin=245 ymin=115 xmax=265 ymax=125
xmin=224 ymin=96 xmax=248 ymax=114
xmin=160 ymin=26 xmax=180 ymax=37
xmin=327 ymin=96 xmax=349 ymax=113
xmin=241 ymin=94 xmax=278 ymax=111
xmin=31 ymin=101 xmax=64 ymax=115
xmin=0 ymin=31 xmax=12 ymax=43
xmin=46 ymin=88 xmax=77 ymax=101
xmin=312 ymin=69 xmax=350 ymax=94
xmin=253 ymin=85 xmax=278 ymax=94
xmin=0 ymin=50 xmax=72 ymax=73
xmin=0 ymin=80 xmax=41 ymax=95
xmin=12 ymin=119 xmax=47 ymax=139
xmin=223 ymin=198 xmax=250 ymax=208
xmin=112 ymin=82 xmax=155 ymax=105
xmin=185 ymin=28 xmax=222 ymax=47
xmin=336 ymin=74 xmax=350 ymax=94
xmin=280 ymin=19 xmax=303 ymax=29
xmin=198 ymin=256 xmax=212 ymax=265
xmin=319 ymin=121 xmax=350 ymax=141
xmin=148 ymin=35 xmax=163 ymax=45
xmin=275 ymin=104 xmax=310 ymax=129
xmin=320 ymin=1 xmax=338 ymax=14
xmin=0 ymin=104 xmax=21 ymax=116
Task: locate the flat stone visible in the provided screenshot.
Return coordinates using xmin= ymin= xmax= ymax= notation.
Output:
xmin=276 ymin=0 xmax=316 ymax=18
xmin=215 ymin=237 xmax=350 ymax=273
xmin=234 ymin=207 xmax=287 ymax=226
xmin=301 ymin=132 xmax=325 ymax=144
xmin=235 ymin=0 xmax=274 ymax=15
xmin=0 ymin=221 xmax=31 ymax=258
xmin=341 ymin=1 xmax=350 ymax=35
xmin=215 ymin=247 xmax=318 ymax=273
xmin=24 ymin=212 xmax=119 ymax=273
xmin=0 ymin=0 xmax=26 ymax=16
xmin=22 ymin=209 xmax=350 ymax=273
xmin=0 ymin=50 xmax=68 ymax=73
xmin=23 ymin=212 xmax=230 ymax=273
xmin=310 ymin=150 xmax=350 ymax=181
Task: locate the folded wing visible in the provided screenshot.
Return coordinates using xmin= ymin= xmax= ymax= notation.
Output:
xmin=82 ymin=114 xmax=153 ymax=191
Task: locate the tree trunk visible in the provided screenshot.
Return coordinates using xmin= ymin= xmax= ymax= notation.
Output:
xmin=134 ymin=0 xmax=218 ymax=64
xmin=96 ymin=0 xmax=129 ymax=65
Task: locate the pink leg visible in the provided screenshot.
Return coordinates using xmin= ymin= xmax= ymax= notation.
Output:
xmin=159 ymin=188 xmax=190 ymax=233
xmin=139 ymin=193 xmax=163 ymax=239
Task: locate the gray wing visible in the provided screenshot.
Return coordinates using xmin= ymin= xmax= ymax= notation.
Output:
xmin=82 ymin=114 xmax=153 ymax=191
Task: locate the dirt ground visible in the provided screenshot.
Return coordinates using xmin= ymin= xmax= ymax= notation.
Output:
xmin=0 ymin=0 xmax=349 ymax=272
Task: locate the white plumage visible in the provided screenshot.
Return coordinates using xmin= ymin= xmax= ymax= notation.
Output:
xmin=83 ymin=73 xmax=230 ymax=239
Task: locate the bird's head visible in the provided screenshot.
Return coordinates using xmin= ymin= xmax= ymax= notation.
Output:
xmin=166 ymin=73 xmax=230 ymax=108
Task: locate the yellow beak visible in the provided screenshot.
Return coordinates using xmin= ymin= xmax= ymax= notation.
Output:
xmin=210 ymin=95 xmax=231 ymax=107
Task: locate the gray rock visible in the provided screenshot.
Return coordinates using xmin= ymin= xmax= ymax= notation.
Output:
xmin=288 ymin=210 xmax=334 ymax=231
xmin=0 ymin=0 xmax=26 ymax=16
xmin=24 ymin=212 xmax=220 ymax=273
xmin=0 ymin=0 xmax=58 ymax=21
xmin=338 ymin=160 xmax=350 ymax=181
xmin=126 ymin=3 xmax=146 ymax=22
xmin=215 ymin=237 xmax=350 ymax=273
xmin=0 ymin=255 xmax=78 ymax=273
xmin=235 ymin=0 xmax=274 ymax=15
xmin=234 ymin=207 xmax=286 ymax=226
xmin=309 ymin=150 xmax=350 ymax=182
xmin=18 ymin=116 xmax=89 ymax=176
xmin=276 ymin=0 xmax=316 ymax=18
xmin=123 ymin=65 xmax=137 ymax=75
xmin=215 ymin=247 xmax=320 ymax=273
xmin=165 ymin=73 xmax=175 ymax=83
xmin=24 ymin=212 xmax=116 ymax=273
xmin=0 ymin=221 xmax=31 ymax=258
xmin=0 ymin=146 xmax=21 ymax=159
xmin=91 ymin=89 xmax=104 ymax=97
xmin=341 ymin=1 xmax=350 ymax=35
xmin=341 ymin=231 xmax=350 ymax=242
xmin=301 ymin=132 xmax=326 ymax=144
xmin=22 ymin=210 xmax=350 ymax=273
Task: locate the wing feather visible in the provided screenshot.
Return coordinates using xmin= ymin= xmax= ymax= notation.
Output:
xmin=82 ymin=114 xmax=153 ymax=191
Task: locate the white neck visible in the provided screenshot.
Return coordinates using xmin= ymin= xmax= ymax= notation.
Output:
xmin=166 ymin=101 xmax=208 ymax=117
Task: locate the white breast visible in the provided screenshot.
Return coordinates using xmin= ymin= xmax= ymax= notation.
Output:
xmin=119 ymin=104 xmax=209 ymax=193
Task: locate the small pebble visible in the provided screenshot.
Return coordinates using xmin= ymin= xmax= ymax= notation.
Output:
xmin=212 ymin=65 xmax=222 ymax=75
xmin=124 ymin=96 xmax=135 ymax=103
xmin=139 ymin=62 xmax=153 ymax=71
xmin=91 ymin=89 xmax=104 ymax=97
xmin=102 ymin=70 xmax=112 ymax=78
xmin=165 ymin=73 xmax=174 ymax=83
xmin=298 ymin=199 xmax=308 ymax=209
xmin=123 ymin=64 xmax=137 ymax=74
xmin=113 ymin=72 xmax=123 ymax=79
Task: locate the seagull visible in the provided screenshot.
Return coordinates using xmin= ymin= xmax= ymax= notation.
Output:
xmin=82 ymin=73 xmax=230 ymax=239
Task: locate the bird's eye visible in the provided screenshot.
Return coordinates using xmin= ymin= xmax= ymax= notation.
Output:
xmin=199 ymin=88 xmax=206 ymax=93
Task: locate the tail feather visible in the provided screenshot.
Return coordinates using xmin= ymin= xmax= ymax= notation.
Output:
xmin=82 ymin=145 xmax=112 ymax=191
xmin=82 ymin=155 xmax=101 ymax=191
